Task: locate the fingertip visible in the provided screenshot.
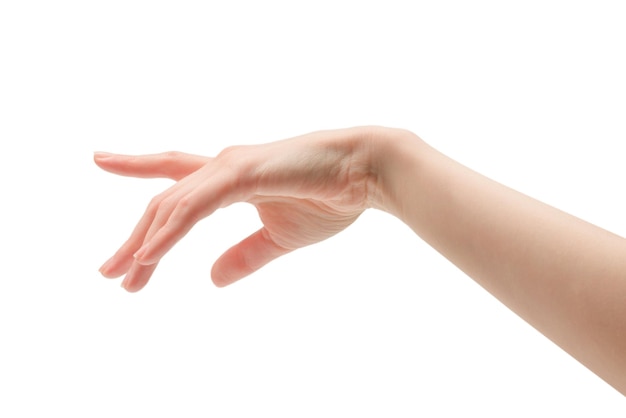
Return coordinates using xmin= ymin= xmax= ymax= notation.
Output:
xmin=211 ymin=245 xmax=250 ymax=287
xmin=99 ymin=255 xmax=134 ymax=279
xmin=210 ymin=228 xmax=290 ymax=288
xmin=211 ymin=277 xmax=231 ymax=288
xmin=99 ymin=258 xmax=111 ymax=274
xmin=120 ymin=262 xmax=158 ymax=293
xmin=120 ymin=274 xmax=144 ymax=292
xmin=99 ymin=269 xmax=119 ymax=279
xmin=211 ymin=275 xmax=238 ymax=288
xmin=121 ymin=281 xmax=142 ymax=293
xmin=210 ymin=263 xmax=240 ymax=288
xmin=99 ymin=259 xmax=119 ymax=278
xmin=94 ymin=152 xmax=114 ymax=165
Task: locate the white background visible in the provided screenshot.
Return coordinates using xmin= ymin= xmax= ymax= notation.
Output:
xmin=1 ymin=0 xmax=625 ymax=416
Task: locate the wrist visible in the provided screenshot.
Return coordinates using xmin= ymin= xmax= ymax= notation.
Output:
xmin=365 ymin=127 xmax=428 ymax=218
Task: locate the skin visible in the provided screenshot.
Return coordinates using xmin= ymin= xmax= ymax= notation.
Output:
xmin=95 ymin=126 xmax=626 ymax=395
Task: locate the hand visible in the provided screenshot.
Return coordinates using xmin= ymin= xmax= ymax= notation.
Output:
xmin=95 ymin=127 xmax=383 ymax=291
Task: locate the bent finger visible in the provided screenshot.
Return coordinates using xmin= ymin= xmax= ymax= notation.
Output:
xmin=121 ymin=261 xmax=159 ymax=292
xmin=211 ymin=228 xmax=291 ymax=287
xmin=132 ymin=190 xmax=210 ymax=266
xmin=94 ymin=151 xmax=211 ymax=180
xmin=99 ymin=188 xmax=181 ymax=278
xmin=132 ymin=168 xmax=249 ymax=266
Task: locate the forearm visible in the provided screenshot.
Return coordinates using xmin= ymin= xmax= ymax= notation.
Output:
xmin=370 ymin=130 xmax=626 ymax=394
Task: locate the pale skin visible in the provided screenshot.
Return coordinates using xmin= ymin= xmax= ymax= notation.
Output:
xmin=95 ymin=126 xmax=626 ymax=395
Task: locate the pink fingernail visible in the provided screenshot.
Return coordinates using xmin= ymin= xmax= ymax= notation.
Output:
xmin=99 ymin=257 xmax=113 ymax=274
xmin=94 ymin=151 xmax=113 ymax=159
xmin=134 ymin=245 xmax=147 ymax=261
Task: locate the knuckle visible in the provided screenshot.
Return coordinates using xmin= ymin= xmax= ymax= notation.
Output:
xmin=217 ymin=145 xmax=239 ymax=160
xmin=217 ymin=145 xmax=255 ymax=183
xmin=148 ymin=194 xmax=175 ymax=218
xmin=159 ymin=196 xmax=177 ymax=212
xmin=163 ymin=151 xmax=182 ymax=161
xmin=147 ymin=195 xmax=163 ymax=213
xmin=177 ymin=195 xmax=193 ymax=211
xmin=173 ymin=194 xmax=201 ymax=221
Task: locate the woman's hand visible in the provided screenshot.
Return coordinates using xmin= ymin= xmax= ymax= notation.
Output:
xmin=95 ymin=125 xmax=626 ymax=393
xmin=95 ymin=127 xmax=388 ymax=292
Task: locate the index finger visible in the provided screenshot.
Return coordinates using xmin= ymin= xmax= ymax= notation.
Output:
xmin=94 ymin=151 xmax=211 ymax=180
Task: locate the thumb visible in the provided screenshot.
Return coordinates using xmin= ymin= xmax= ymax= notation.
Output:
xmin=211 ymin=228 xmax=291 ymax=287
xmin=94 ymin=151 xmax=210 ymax=180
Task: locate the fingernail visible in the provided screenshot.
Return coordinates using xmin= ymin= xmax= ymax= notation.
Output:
xmin=99 ymin=257 xmax=113 ymax=274
xmin=94 ymin=151 xmax=113 ymax=159
xmin=133 ymin=244 xmax=147 ymax=261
